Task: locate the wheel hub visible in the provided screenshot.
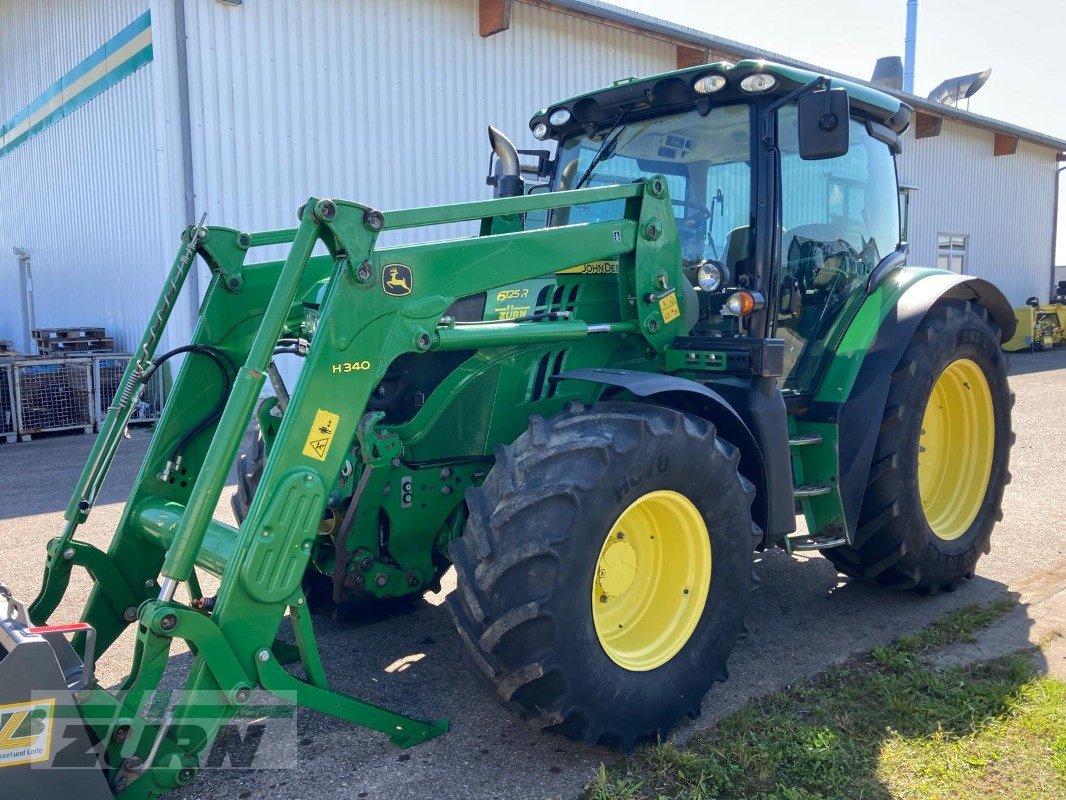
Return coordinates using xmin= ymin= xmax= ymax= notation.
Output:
xmin=597 ymin=540 xmax=637 ymax=597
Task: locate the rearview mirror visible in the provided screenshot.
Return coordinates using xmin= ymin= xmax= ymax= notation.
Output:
xmin=797 ymin=88 xmax=850 ymax=160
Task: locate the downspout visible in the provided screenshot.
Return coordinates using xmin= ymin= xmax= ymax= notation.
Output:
xmin=173 ymin=0 xmax=199 ymax=322
xmin=1052 ymin=163 xmax=1065 ymax=301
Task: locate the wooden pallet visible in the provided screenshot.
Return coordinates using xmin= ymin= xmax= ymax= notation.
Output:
xmin=35 ymin=337 xmax=114 ymax=355
xmin=32 ymin=327 xmax=107 ymax=340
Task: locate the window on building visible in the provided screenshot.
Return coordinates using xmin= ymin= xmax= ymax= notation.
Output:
xmin=937 ymin=234 xmax=967 ymax=273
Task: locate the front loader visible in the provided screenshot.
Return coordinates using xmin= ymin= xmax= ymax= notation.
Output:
xmin=0 ymin=60 xmax=1016 ymax=798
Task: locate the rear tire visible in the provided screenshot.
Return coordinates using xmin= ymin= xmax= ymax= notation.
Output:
xmin=824 ymin=300 xmax=1013 ymax=593
xmin=448 ymin=401 xmax=759 ymax=749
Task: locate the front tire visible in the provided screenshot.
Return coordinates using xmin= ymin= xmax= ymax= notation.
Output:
xmin=448 ymin=402 xmax=759 ymax=749
xmin=824 ymin=300 xmax=1012 ymax=592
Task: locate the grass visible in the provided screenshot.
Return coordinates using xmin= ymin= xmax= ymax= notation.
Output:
xmin=587 ymin=600 xmax=1066 ymax=800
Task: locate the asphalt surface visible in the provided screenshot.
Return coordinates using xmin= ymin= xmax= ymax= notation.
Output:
xmin=1 ymin=347 xmax=1064 ymax=800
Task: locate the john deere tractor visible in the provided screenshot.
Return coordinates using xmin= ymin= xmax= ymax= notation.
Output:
xmin=0 ymin=60 xmax=1015 ymax=799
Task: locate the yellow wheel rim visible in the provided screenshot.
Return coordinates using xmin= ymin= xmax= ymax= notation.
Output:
xmin=591 ymin=490 xmax=711 ymax=671
xmin=918 ymin=358 xmax=995 ymax=540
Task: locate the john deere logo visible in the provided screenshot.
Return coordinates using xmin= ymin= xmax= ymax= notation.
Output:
xmin=382 ymin=264 xmax=413 ymax=296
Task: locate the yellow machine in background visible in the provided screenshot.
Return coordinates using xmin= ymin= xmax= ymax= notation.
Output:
xmin=1003 ymin=283 xmax=1066 ymax=352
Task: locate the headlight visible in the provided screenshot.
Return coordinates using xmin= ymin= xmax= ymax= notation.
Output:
xmin=723 ymin=290 xmax=765 ymax=316
xmin=740 ymin=73 xmax=777 ymax=93
xmin=532 ymin=122 xmax=549 ymax=140
xmin=693 ymin=74 xmax=726 ymax=94
xmin=548 ymin=108 xmax=572 ymax=126
xmin=697 ymin=261 xmax=725 ymax=292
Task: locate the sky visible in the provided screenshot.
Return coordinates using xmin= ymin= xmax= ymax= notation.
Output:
xmin=613 ymin=0 xmax=1066 ymax=263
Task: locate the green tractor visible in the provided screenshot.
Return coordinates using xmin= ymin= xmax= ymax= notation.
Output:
xmin=0 ymin=59 xmax=1015 ymax=798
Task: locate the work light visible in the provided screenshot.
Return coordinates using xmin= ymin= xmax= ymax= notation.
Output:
xmin=697 ymin=261 xmax=725 ymax=292
xmin=693 ymin=74 xmax=726 ymax=94
xmin=740 ymin=73 xmax=776 ymax=93
xmin=533 ymin=122 xmax=549 ymax=140
xmin=549 ymin=108 xmax=572 ymax=126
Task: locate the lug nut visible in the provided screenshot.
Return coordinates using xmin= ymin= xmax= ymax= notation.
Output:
xmin=375 ymin=573 xmax=388 ymax=588
xmin=360 ymin=558 xmax=373 ymax=572
xmin=235 ymin=688 xmax=251 ymax=704
xmin=159 ymin=614 xmax=178 ymax=631
xmin=123 ymin=607 xmax=138 ymax=623
xmin=257 ymin=649 xmax=270 ymax=662
xmin=62 ymin=548 xmax=76 ymax=561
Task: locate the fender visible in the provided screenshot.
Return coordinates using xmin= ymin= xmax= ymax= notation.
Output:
xmin=803 ymin=269 xmax=1015 ymax=536
xmin=553 ymin=367 xmax=796 ymax=542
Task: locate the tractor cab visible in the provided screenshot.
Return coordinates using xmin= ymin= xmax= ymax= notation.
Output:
xmin=526 ymin=60 xmax=910 ymax=392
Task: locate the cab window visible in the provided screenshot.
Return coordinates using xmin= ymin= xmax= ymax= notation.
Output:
xmin=776 ymin=104 xmax=901 ymax=392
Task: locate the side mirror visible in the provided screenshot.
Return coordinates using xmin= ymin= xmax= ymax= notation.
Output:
xmin=798 ymin=88 xmax=850 ymax=160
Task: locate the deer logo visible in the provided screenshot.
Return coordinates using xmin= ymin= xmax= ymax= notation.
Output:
xmin=382 ymin=263 xmax=413 ymax=296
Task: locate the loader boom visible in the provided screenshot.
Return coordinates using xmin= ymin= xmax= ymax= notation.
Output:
xmin=18 ymin=179 xmax=686 ymax=798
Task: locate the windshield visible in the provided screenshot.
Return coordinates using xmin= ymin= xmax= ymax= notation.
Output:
xmin=552 ymin=104 xmax=754 ymax=271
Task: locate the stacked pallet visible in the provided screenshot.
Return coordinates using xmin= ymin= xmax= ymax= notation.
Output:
xmin=33 ymin=327 xmax=115 ymax=355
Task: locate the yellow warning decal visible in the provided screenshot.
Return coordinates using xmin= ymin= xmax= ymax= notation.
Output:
xmin=302 ymin=409 xmax=340 ymax=462
xmin=557 ymin=260 xmax=619 ymax=275
xmin=659 ymin=292 xmax=680 ymax=324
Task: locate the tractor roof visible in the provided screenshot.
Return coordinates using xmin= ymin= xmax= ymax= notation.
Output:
xmin=529 ymin=59 xmax=911 ymax=141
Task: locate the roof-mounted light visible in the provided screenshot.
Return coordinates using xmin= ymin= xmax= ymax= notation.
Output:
xmin=693 ymin=74 xmax=726 ymax=94
xmin=548 ymin=108 xmax=572 ymax=126
xmin=740 ymin=73 xmax=777 ymax=93
xmin=532 ymin=122 xmax=549 ymax=140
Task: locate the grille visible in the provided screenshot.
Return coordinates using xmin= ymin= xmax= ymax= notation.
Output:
xmin=14 ymin=359 xmax=94 ymax=435
xmin=0 ymin=363 xmax=15 ymax=442
xmin=93 ymin=355 xmax=164 ymax=427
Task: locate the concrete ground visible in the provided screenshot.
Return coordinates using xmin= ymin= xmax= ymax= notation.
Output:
xmin=1 ymin=347 xmax=1064 ymax=800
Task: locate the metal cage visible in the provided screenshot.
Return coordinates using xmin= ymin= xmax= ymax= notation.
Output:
xmin=0 ymin=362 xmax=15 ymax=443
xmin=92 ymin=355 xmax=164 ymax=428
xmin=13 ymin=358 xmax=94 ymax=438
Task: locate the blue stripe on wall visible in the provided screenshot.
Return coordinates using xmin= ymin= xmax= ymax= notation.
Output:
xmin=0 ymin=10 xmax=153 ymax=159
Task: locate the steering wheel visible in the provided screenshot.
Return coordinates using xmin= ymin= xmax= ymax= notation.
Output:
xmin=672 ymin=198 xmax=713 ymax=230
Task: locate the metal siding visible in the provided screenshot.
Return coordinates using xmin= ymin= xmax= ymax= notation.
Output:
xmin=182 ymin=0 xmax=675 ymax=248
xmin=0 ymin=1 xmax=181 ymax=354
xmin=898 ymin=120 xmax=1058 ymax=305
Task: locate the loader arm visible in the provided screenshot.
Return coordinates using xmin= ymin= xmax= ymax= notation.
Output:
xmin=8 ymin=178 xmax=687 ymax=798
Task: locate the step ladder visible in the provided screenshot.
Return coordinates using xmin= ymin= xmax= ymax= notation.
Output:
xmin=785 ymin=426 xmax=851 ymax=553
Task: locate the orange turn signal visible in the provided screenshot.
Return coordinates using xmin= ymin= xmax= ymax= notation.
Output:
xmin=724 ymin=290 xmax=764 ymax=316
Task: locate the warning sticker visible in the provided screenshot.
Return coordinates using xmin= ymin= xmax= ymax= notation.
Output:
xmin=659 ymin=292 xmax=680 ymax=324
xmin=302 ymin=409 xmax=340 ymax=462
xmin=0 ymin=698 xmax=54 ymax=768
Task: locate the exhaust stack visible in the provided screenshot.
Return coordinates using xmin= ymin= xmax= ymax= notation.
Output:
xmin=488 ymin=126 xmax=524 ymax=198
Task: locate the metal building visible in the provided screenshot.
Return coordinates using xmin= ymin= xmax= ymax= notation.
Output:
xmin=2 ymin=0 xmax=1064 ymax=355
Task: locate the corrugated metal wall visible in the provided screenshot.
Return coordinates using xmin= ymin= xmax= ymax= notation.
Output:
xmin=182 ymin=0 xmax=675 ymax=247
xmin=1 ymin=0 xmax=1059 ymax=363
xmin=0 ymin=1 xmax=187 ymax=354
xmin=898 ymin=120 xmax=1058 ymax=305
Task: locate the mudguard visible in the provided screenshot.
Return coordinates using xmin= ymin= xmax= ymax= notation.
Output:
xmin=802 ymin=269 xmax=1015 ymax=537
xmin=554 ymin=367 xmax=796 ymax=542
